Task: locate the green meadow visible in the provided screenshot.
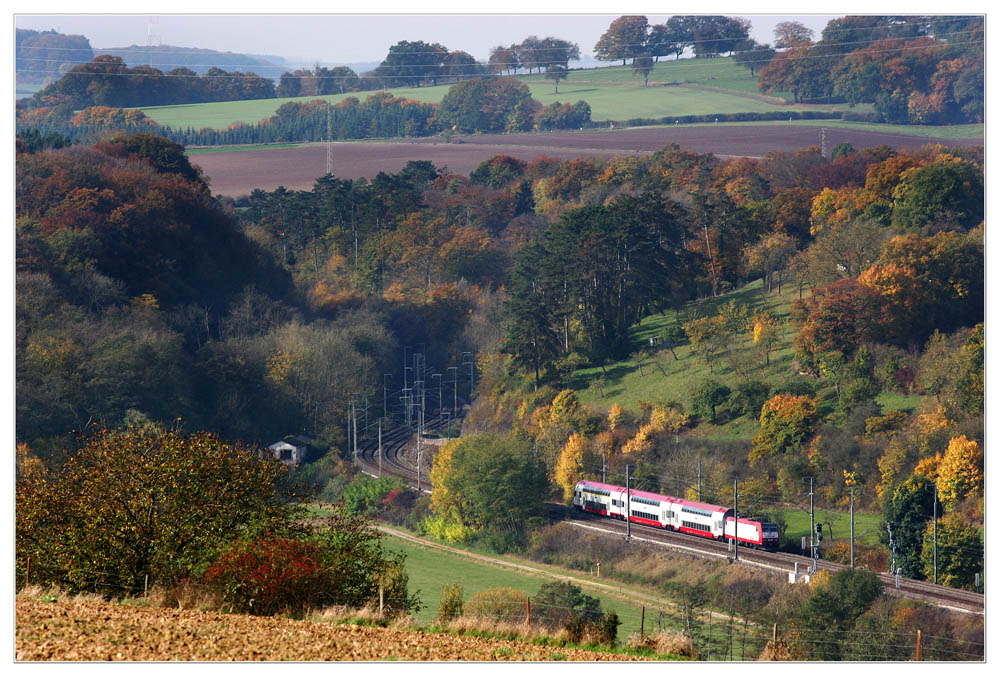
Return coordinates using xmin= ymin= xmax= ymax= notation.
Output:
xmin=569 ymin=278 xmax=928 ymax=440
xmin=138 ymin=56 xmax=869 ymax=131
xmin=384 ymin=532 xmax=653 ymax=635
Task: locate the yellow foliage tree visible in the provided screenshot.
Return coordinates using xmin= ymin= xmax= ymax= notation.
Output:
xmin=916 ymin=405 xmax=954 ymax=437
xmin=607 ymin=403 xmax=626 ymax=431
xmin=621 ymin=426 xmax=654 ymax=454
xmin=554 ymin=433 xmax=590 ymax=502
xmin=876 ymin=439 xmax=908 ymax=500
xmin=594 ymin=431 xmax=614 ymax=462
xmin=751 ymin=311 xmax=782 ymax=365
xmin=662 ymin=408 xmax=690 ymax=440
xmin=937 ymin=435 xmax=983 ymax=509
xmin=913 ymin=453 xmax=942 ymax=481
xmin=429 ymin=439 xmax=461 ymax=519
xmin=549 ymin=389 xmax=581 ymax=425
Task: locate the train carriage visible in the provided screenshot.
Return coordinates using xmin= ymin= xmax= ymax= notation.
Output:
xmin=573 ymin=479 xmax=779 ymax=551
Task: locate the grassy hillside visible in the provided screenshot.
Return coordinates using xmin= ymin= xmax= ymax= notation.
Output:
xmin=137 ymin=56 xmax=866 ymax=131
xmin=384 ymin=532 xmax=654 ymax=635
xmin=570 ymin=279 xmax=927 ymax=439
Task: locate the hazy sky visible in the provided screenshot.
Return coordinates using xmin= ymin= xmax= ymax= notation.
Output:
xmin=15 ymin=13 xmax=842 ymax=67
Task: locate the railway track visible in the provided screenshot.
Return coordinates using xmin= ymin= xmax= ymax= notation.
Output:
xmin=355 ymin=422 xmax=984 ymax=616
xmin=355 ymin=409 xmax=454 ymax=490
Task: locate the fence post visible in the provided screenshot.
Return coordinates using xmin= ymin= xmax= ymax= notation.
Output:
xmin=640 ymin=606 xmax=645 ymax=637
xmin=144 ymin=574 xmax=149 ymax=599
xmin=379 ymin=584 xmax=384 ymax=616
xmin=915 ymin=629 xmax=921 ymax=661
xmin=526 ymin=597 xmax=531 ymax=626
xmin=773 ymin=623 xmax=777 ymax=644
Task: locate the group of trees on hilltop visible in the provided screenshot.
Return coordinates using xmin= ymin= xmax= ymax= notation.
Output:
xmin=18 ymin=75 xmax=592 ymax=148
xmin=594 ymin=15 xmax=752 ymax=66
xmin=486 ymin=36 xmax=581 ymax=76
xmin=21 ymin=54 xmax=277 ymax=110
xmin=756 ymin=16 xmax=983 ymax=123
xmin=372 ymin=40 xmax=491 ymax=88
xmin=436 ymin=77 xmax=590 ymax=133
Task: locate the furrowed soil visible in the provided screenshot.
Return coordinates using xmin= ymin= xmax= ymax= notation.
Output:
xmin=190 ymin=125 xmax=981 ymax=197
xmin=16 ymin=599 xmax=643 ymax=661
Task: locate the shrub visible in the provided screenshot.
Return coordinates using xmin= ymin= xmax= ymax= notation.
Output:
xmin=533 ymin=581 xmax=602 ymax=631
xmin=404 ymin=495 xmax=433 ymax=532
xmin=464 ymin=587 xmax=528 ymax=624
xmin=729 ymin=380 xmax=772 ymax=420
xmin=203 ymin=537 xmax=328 ymax=616
xmin=627 ymin=630 xmax=699 ymax=658
xmin=204 ymin=507 xmax=419 ymax=618
xmin=437 ymin=583 xmax=464 ymax=623
xmin=341 ymin=475 xmax=408 ymax=515
xmin=690 ymin=379 xmax=731 ymax=423
xmin=773 ymin=376 xmax=817 ymax=397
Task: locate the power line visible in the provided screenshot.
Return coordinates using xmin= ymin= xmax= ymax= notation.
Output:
xmin=16 ymin=34 xmax=983 ymax=82
xmin=16 ymin=19 xmax=981 ymax=61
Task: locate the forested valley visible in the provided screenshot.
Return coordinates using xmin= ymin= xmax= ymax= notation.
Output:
xmin=17 ymin=125 xmax=983 ymax=591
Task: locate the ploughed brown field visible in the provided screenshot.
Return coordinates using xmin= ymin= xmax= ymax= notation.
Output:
xmin=190 ymin=125 xmax=981 ymax=197
xmin=16 ymin=599 xmax=643 ymax=661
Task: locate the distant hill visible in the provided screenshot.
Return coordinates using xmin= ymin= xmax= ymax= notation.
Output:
xmin=94 ymin=44 xmax=288 ymax=80
xmin=16 ymin=28 xmax=94 ymax=84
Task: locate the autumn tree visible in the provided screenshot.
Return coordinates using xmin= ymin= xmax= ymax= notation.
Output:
xmin=594 ymin=15 xmax=650 ymax=65
xmin=936 ymin=435 xmax=983 ymax=509
xmin=750 ymin=312 xmax=782 ymax=365
xmin=870 ymin=230 xmax=983 ymax=341
xmin=437 ymin=77 xmax=537 ymax=134
xmin=16 ymin=426 xmax=302 ymax=591
xmin=743 ymin=231 xmax=796 ymax=294
xmin=429 ymin=434 xmax=548 ymax=541
xmin=758 ymin=43 xmax=838 ymax=102
xmin=749 ymin=394 xmax=820 ymax=464
xmin=791 ymin=278 xmax=893 ymax=369
xmin=554 ymin=432 xmax=591 ymax=502
xmin=607 ymin=403 xmax=626 ymax=431
xmin=683 ymin=315 xmax=728 ymax=373
xmin=488 ymin=44 xmax=520 ymax=75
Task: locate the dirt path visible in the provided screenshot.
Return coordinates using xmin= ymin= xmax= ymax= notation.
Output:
xmin=379 ymin=525 xmax=685 ymax=613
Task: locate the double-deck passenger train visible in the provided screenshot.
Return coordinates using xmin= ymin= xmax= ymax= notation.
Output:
xmin=572 ymin=479 xmax=779 ymax=550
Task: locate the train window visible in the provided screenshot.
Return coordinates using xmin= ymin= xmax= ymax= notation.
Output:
xmin=681 ymin=506 xmax=713 ymax=518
